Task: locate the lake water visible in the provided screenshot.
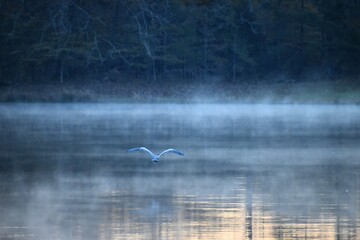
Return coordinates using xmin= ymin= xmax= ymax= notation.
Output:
xmin=0 ymin=103 xmax=360 ymax=240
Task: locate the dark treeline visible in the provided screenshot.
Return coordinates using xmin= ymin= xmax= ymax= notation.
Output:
xmin=0 ymin=0 xmax=359 ymax=86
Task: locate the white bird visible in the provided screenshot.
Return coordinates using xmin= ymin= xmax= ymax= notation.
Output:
xmin=127 ymin=147 xmax=184 ymax=162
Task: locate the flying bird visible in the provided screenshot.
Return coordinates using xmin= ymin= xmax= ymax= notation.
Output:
xmin=127 ymin=147 xmax=184 ymax=162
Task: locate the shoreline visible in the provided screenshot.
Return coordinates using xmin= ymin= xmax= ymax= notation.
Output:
xmin=1 ymin=80 xmax=359 ymax=105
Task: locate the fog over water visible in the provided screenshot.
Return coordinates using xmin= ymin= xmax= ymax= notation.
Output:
xmin=0 ymin=103 xmax=360 ymax=239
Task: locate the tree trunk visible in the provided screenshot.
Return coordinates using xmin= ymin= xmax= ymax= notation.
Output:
xmin=300 ymin=0 xmax=304 ymax=54
xmin=233 ymin=35 xmax=236 ymax=83
xmin=152 ymin=59 xmax=157 ymax=82
xmin=248 ymin=0 xmax=254 ymax=13
xmin=203 ymin=11 xmax=208 ymax=81
xmin=60 ymin=61 xmax=64 ymax=84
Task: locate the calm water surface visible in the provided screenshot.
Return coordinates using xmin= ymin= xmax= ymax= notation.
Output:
xmin=0 ymin=103 xmax=360 ymax=240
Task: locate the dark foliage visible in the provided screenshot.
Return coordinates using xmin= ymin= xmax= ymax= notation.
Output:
xmin=0 ymin=0 xmax=359 ymax=86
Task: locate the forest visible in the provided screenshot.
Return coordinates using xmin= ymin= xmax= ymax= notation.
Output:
xmin=0 ymin=0 xmax=359 ymax=101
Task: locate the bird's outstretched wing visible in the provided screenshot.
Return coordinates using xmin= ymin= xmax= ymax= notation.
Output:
xmin=127 ymin=147 xmax=157 ymax=158
xmin=158 ymin=149 xmax=184 ymax=157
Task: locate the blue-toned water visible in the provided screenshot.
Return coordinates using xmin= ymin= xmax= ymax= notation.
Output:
xmin=0 ymin=104 xmax=359 ymax=239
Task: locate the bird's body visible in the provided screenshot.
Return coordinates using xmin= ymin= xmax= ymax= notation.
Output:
xmin=127 ymin=147 xmax=184 ymax=162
